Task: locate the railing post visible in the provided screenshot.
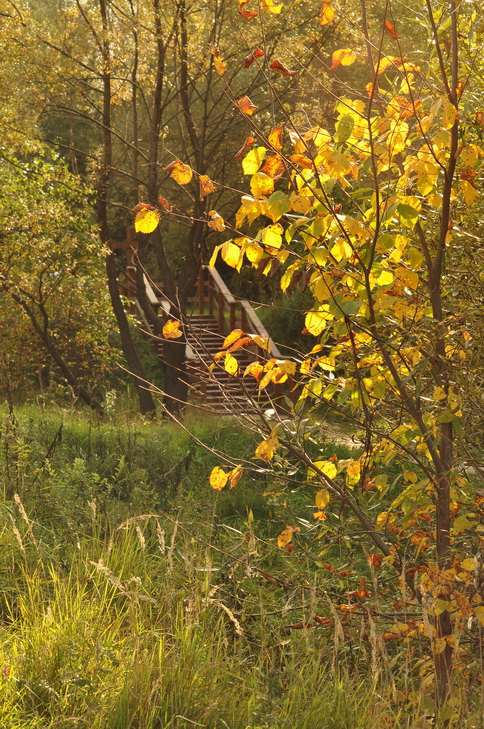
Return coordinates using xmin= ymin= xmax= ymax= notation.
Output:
xmin=198 ymin=268 xmax=205 ymax=314
xmin=218 ymin=290 xmax=225 ymax=332
xmin=208 ymin=283 xmax=214 ymax=316
xmin=241 ymin=306 xmax=248 ymax=333
xmin=229 ymin=302 xmax=236 ymax=332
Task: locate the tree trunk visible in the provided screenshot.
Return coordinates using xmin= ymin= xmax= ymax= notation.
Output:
xmin=97 ymin=0 xmax=156 ymax=417
xmin=105 ymin=253 xmax=156 ymax=416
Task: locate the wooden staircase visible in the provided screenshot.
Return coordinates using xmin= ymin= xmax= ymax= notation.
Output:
xmin=125 ymin=262 xmax=284 ymax=414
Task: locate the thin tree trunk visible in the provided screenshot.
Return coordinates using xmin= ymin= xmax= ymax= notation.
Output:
xmin=97 ymin=0 xmax=156 ymax=417
xmin=11 ymin=293 xmax=104 ymax=414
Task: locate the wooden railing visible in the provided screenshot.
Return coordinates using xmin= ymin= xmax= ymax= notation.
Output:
xmin=195 ymin=266 xmax=282 ymax=359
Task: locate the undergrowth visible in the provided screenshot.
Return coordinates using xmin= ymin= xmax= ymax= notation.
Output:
xmin=0 ymin=405 xmax=481 ymax=728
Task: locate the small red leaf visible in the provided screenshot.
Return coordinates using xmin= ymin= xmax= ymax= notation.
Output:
xmin=383 ymin=20 xmax=400 ymax=40
xmin=234 ymin=136 xmax=256 ymax=160
xmin=243 ymin=48 xmax=265 ymax=68
xmin=132 ymin=202 xmax=153 ymax=212
xmin=270 ymin=59 xmax=297 ymax=77
xmin=239 ymin=5 xmax=258 ymax=20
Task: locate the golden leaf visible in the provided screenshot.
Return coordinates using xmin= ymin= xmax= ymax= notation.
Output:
xmin=210 ymin=466 xmax=229 ymax=491
xmin=268 ymin=125 xmax=284 ymax=150
xmin=346 ymin=459 xmax=361 ymax=485
xmin=255 ymin=434 xmax=279 ymax=461
xmin=223 ymin=329 xmax=245 ymax=349
xmin=320 ymin=0 xmax=335 ymax=25
xmin=224 ymin=352 xmax=239 ymax=376
xmin=250 ymin=172 xmax=274 ymax=198
xmin=199 ymin=175 xmax=215 ymax=200
xmin=261 ymin=0 xmax=283 ymax=14
xmin=277 ymin=526 xmax=298 ymax=549
xmin=314 ymin=460 xmax=337 ymax=479
xmin=242 ymin=147 xmax=267 ymax=175
xmin=331 ymin=48 xmax=357 ymax=71
xmin=162 ymin=320 xmax=183 ymax=339
xmin=261 ymin=223 xmax=283 ymax=249
xmin=221 ymin=240 xmax=243 ymax=269
xmin=164 ymin=160 xmax=193 ymax=185
xmin=214 ymin=55 xmax=226 ymax=75
xmin=134 ymin=208 xmax=160 ymax=234
xmin=207 ymin=210 xmax=225 ymax=232
xmin=229 ymin=465 xmax=243 ymax=488
xmin=315 ymin=488 xmax=330 ymax=509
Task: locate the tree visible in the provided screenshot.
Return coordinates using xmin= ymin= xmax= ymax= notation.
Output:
xmin=15 ymin=0 xmax=323 ymax=414
xmin=186 ymin=0 xmax=484 ymax=715
xmin=0 ymin=145 xmax=118 ymax=410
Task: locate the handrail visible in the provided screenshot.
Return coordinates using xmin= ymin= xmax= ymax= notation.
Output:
xmin=201 ymin=266 xmax=282 ymax=360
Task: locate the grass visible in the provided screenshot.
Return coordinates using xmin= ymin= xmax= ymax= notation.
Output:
xmin=0 ymin=405 xmax=482 ymax=728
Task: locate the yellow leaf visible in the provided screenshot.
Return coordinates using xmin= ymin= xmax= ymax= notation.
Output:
xmin=221 ymin=240 xmax=243 ymax=269
xmin=376 ymin=511 xmax=396 ymax=528
xmin=245 ymin=240 xmax=264 ymax=263
xmin=229 ymin=465 xmax=243 ymax=488
xmin=460 ymin=144 xmax=481 ymax=166
xmin=224 ymin=352 xmax=239 ymax=375
xmin=377 ymin=270 xmax=394 ymax=287
xmin=346 ymin=459 xmax=361 ymax=485
xmin=242 ymin=147 xmax=267 ymax=175
xmin=305 ymin=308 xmax=333 ymax=336
xmin=433 ymin=386 xmax=447 ymax=401
xmin=209 ymin=244 xmax=222 ymax=268
xmin=199 ymin=175 xmax=215 ymax=200
xmin=134 ymin=208 xmax=160 ymax=234
xmin=474 ymin=606 xmax=484 ymax=627
xmin=261 ymin=0 xmax=283 ymax=14
xmin=244 ymin=361 xmax=264 ymax=380
xmin=164 ymin=160 xmax=193 ymax=185
xmin=442 ymin=99 xmax=458 ymax=129
xmin=250 ymin=334 xmax=270 ymax=351
xmin=261 ymin=224 xmax=283 ymax=249
xmin=210 ymin=466 xmax=229 ymax=491
xmin=320 ymin=0 xmax=335 ymax=25
xmin=250 ymin=172 xmax=274 ymax=198
xmin=162 ymin=320 xmax=183 ymax=339
xmin=290 ymin=192 xmax=313 ymax=214
xmin=268 ymin=125 xmax=284 ymax=150
xmin=432 ymin=637 xmax=447 ymax=655
xmin=277 ymin=527 xmax=297 ymax=549
xmin=255 ymin=434 xmax=279 ymax=461
xmin=223 ymin=329 xmax=244 ymax=349
xmin=394 ymin=266 xmax=419 ymax=290
xmin=331 ymin=48 xmax=356 ymax=71
xmin=462 ymin=180 xmax=477 ymax=207
xmin=460 ymin=558 xmax=475 ymax=571
xmin=207 ymin=210 xmax=225 ymax=232
xmin=316 ymin=488 xmax=330 ymax=509
xmin=214 ymin=55 xmax=226 ymax=75
xmin=313 ymin=460 xmax=337 ymax=479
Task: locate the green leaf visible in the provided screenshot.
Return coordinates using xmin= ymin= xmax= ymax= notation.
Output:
xmin=397 ymin=203 xmax=419 ymax=228
xmin=267 ymin=191 xmax=291 ymax=222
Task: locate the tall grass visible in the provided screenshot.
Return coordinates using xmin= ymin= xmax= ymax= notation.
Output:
xmin=0 ymin=406 xmax=482 ymax=728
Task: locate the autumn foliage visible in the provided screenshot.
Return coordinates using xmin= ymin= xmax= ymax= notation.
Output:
xmin=132 ymin=0 xmax=483 ymax=713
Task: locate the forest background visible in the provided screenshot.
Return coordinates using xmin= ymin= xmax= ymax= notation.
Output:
xmin=0 ymin=0 xmax=483 ymax=727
